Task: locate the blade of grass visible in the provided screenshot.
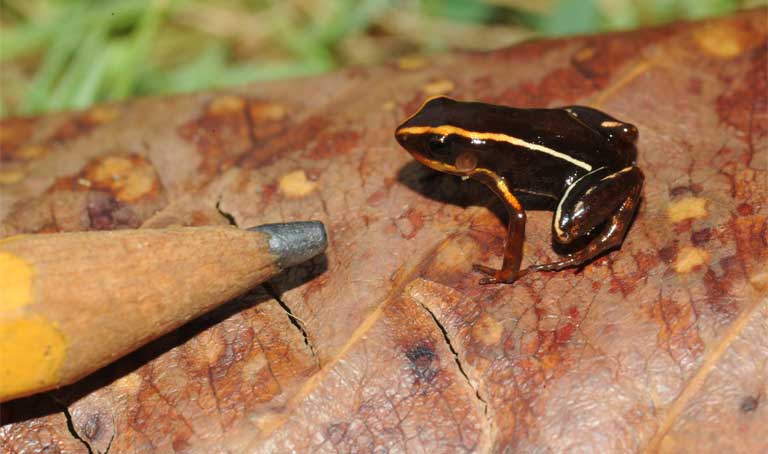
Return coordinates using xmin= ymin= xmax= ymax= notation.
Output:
xmin=215 ymin=59 xmax=333 ymax=86
xmin=266 ymin=3 xmax=336 ymax=67
xmin=136 ymin=41 xmax=229 ymax=94
xmin=681 ymin=0 xmax=739 ymax=18
xmin=19 ymin=4 xmax=87 ymax=115
xmin=537 ymin=0 xmax=602 ymax=36
xmin=70 ymin=50 xmax=109 ymax=109
xmin=313 ymin=0 xmax=392 ymax=44
xmin=1 ymin=0 xmax=148 ymax=62
xmin=108 ymin=0 xmax=167 ymax=101
xmin=48 ymin=25 xmax=108 ymax=111
xmin=420 ymin=0 xmax=498 ymax=23
xmin=636 ymin=0 xmax=681 ymax=25
xmin=0 ymin=21 xmax=55 ymax=61
xmin=599 ymin=0 xmax=639 ymax=30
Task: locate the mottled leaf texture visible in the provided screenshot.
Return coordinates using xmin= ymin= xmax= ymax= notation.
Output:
xmin=1 ymin=10 xmax=766 ymax=454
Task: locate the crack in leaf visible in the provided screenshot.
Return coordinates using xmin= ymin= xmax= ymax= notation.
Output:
xmin=245 ymin=234 xmax=463 ymax=445
xmin=103 ymin=433 xmax=114 ymax=454
xmin=215 ymin=197 xmax=239 ymax=227
xmin=51 ymin=396 xmax=94 ymax=454
xmin=416 ymin=301 xmax=489 ymax=418
xmin=264 ymin=282 xmax=318 ymax=361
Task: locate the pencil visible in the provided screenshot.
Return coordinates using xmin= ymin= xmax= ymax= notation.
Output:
xmin=0 ymin=222 xmax=327 ymax=402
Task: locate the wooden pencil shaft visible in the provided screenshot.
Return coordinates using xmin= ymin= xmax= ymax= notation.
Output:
xmin=0 ymin=226 xmax=283 ymax=402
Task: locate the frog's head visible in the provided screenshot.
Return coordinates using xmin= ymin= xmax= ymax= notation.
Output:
xmin=395 ymin=96 xmax=479 ymax=177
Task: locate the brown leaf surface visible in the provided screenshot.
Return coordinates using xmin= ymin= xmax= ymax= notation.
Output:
xmin=1 ymin=10 xmax=767 ymax=453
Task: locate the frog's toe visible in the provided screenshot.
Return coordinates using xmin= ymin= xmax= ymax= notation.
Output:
xmin=472 ymin=264 xmax=505 ymax=284
xmin=472 ymin=263 xmax=506 ymax=285
xmin=472 ymin=263 xmax=497 ymax=276
xmin=473 ymin=264 xmax=527 ymax=284
xmin=478 ymin=276 xmax=501 ymax=285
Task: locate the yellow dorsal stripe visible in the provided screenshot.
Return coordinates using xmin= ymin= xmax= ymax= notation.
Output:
xmin=397 ymin=125 xmax=593 ymax=171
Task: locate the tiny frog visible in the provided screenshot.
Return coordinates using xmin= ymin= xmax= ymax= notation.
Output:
xmin=395 ymin=96 xmax=644 ymax=284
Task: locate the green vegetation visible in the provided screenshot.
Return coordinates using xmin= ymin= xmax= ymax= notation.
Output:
xmin=0 ymin=0 xmax=763 ymax=117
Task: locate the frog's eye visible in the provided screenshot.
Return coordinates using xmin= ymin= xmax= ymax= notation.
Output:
xmin=427 ymin=135 xmax=452 ymax=157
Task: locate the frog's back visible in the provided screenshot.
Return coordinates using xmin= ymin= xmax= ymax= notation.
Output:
xmin=406 ymin=97 xmax=638 ymax=200
xmin=442 ymin=101 xmax=630 ymax=169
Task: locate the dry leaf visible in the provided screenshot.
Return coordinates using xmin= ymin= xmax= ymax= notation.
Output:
xmin=1 ymin=10 xmax=766 ymax=453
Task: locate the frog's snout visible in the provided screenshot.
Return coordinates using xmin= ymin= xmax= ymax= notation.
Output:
xmin=395 ymin=130 xmax=408 ymax=147
xmin=395 ymin=130 xmax=419 ymax=156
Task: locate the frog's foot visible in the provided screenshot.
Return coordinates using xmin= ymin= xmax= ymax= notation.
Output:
xmin=472 ymin=263 xmax=527 ymax=285
xmin=472 ymin=264 xmax=501 ymax=284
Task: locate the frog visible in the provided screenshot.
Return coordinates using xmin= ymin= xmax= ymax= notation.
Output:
xmin=395 ymin=96 xmax=644 ymax=284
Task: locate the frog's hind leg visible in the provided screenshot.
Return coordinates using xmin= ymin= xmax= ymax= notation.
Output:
xmin=528 ymin=166 xmax=644 ymax=273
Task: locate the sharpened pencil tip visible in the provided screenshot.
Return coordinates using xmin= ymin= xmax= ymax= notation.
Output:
xmin=249 ymin=221 xmax=327 ymax=269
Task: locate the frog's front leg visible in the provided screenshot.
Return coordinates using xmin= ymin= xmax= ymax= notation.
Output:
xmin=528 ymin=166 xmax=644 ymax=273
xmin=471 ymin=174 xmax=527 ymax=284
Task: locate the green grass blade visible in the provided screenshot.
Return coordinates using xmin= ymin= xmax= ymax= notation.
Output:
xmin=136 ymin=41 xmax=229 ymax=94
xmin=538 ymin=0 xmax=602 ymax=36
xmin=108 ymin=0 xmax=167 ymax=100
xmin=0 ymin=22 xmax=55 ymax=62
xmin=48 ymin=25 xmax=108 ymax=111
xmin=19 ymin=9 xmax=86 ymax=114
xmin=71 ymin=50 xmax=109 ymax=109
xmin=216 ymin=59 xmax=333 ymax=86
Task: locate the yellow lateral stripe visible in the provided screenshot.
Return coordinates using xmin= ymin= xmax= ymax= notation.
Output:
xmin=397 ymin=125 xmax=593 ymax=171
xmin=410 ymin=154 xmax=524 ymax=212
